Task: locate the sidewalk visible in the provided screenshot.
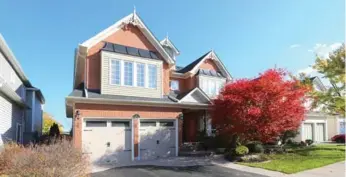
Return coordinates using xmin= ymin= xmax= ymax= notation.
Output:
xmin=289 ymin=161 xmax=345 ymax=177
xmin=212 ymin=157 xmax=345 ymax=177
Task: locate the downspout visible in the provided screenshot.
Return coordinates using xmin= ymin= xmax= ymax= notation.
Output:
xmin=84 ymin=52 xmax=88 ymax=98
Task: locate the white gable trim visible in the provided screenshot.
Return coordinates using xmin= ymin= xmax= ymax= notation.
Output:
xmin=80 ymin=13 xmax=174 ymax=65
xmin=189 ymin=51 xmax=232 ymax=80
xmin=312 ymin=77 xmax=327 ymax=91
xmin=160 ymin=37 xmax=180 ymax=55
xmin=178 ymin=87 xmax=212 ymax=104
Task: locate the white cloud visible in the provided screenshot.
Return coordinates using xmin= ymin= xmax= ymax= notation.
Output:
xmin=308 ymin=42 xmax=342 ymax=58
xmin=290 ymin=44 xmax=301 ymax=48
xmin=297 ymin=67 xmax=315 ymax=75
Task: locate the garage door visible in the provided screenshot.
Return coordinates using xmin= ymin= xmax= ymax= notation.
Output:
xmin=139 ymin=120 xmax=176 ymax=160
xmin=303 ymin=123 xmax=313 ymax=140
xmin=315 ymin=123 xmax=325 ymax=142
xmin=82 ymin=120 xmax=132 ymax=164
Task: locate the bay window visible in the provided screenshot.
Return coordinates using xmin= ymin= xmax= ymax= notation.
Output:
xmin=200 ymin=77 xmax=225 ymax=96
xmin=110 ymin=58 xmax=158 ymax=89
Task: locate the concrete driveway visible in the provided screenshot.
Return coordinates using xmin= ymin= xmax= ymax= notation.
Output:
xmin=92 ymin=165 xmax=269 ymax=177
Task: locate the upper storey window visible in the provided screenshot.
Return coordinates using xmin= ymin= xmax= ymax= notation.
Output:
xmin=136 ymin=63 xmax=145 ymax=87
xmin=124 ymin=61 xmax=134 ymax=86
xmin=110 ymin=60 xmax=121 ymax=85
xmin=148 ymin=64 xmax=157 ymax=88
xmin=170 ymin=80 xmax=179 ymax=91
xmin=110 ymin=58 xmax=157 ymax=89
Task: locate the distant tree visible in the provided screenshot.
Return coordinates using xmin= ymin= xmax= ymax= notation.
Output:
xmin=49 ymin=123 xmax=60 ymax=137
xmin=300 ymin=44 xmax=345 ymax=116
xmin=43 ymin=112 xmax=63 ymax=134
xmin=211 ymin=68 xmax=309 ymax=143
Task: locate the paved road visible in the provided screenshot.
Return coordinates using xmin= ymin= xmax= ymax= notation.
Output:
xmin=92 ymin=165 xmax=269 ymax=177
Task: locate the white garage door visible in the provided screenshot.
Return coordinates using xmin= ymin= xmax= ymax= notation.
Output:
xmin=139 ymin=120 xmax=176 ymax=160
xmin=303 ymin=123 xmax=313 ymax=141
xmin=315 ymin=123 xmax=325 ymax=142
xmin=82 ymin=120 xmax=132 ymax=164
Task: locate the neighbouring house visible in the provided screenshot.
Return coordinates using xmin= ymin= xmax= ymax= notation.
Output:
xmin=294 ymin=76 xmax=345 ymax=143
xmin=65 ymin=12 xmax=232 ymax=164
xmin=0 ymin=34 xmax=45 ymax=146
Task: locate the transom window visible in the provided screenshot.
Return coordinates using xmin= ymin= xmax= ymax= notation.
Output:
xmin=124 ymin=61 xmax=134 ymax=86
xmin=170 ymin=80 xmax=179 ymax=91
xmin=148 ymin=64 xmax=157 ymax=88
xmin=137 ymin=63 xmax=145 ymax=87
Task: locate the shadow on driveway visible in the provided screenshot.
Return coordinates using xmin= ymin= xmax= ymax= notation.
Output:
xmin=92 ymin=165 xmax=269 ymax=177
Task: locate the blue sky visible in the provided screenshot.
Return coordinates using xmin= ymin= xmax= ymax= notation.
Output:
xmin=0 ymin=0 xmax=344 ymax=130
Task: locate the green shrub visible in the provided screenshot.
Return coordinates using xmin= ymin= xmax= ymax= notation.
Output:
xmin=235 ymin=145 xmax=249 ymax=156
xmin=246 ymin=142 xmax=264 ymax=153
xmin=305 ymin=139 xmax=313 ymax=145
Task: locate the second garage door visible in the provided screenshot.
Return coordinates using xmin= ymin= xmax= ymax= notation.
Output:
xmin=139 ymin=120 xmax=177 ymax=160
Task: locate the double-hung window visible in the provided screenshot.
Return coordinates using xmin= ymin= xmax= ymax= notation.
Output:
xmin=110 ymin=60 xmax=121 ymax=85
xmin=124 ymin=61 xmax=134 ymax=86
xmin=136 ymin=63 xmax=145 ymax=87
xmin=148 ymin=64 xmax=157 ymax=88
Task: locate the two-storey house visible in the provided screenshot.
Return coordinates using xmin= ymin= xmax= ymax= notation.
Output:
xmin=0 ymin=34 xmax=45 ymax=146
xmin=65 ymin=12 xmax=232 ymax=164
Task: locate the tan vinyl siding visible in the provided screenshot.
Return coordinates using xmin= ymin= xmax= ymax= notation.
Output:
xmin=101 ymin=51 xmax=163 ymax=98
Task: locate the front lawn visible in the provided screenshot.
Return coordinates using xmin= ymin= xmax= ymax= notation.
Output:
xmin=238 ymin=144 xmax=345 ymax=174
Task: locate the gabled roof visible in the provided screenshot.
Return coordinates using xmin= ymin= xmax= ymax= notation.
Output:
xmin=175 ymin=50 xmax=232 ymax=80
xmin=176 ymin=51 xmax=210 ymax=73
xmin=178 ymin=87 xmax=212 ymax=104
xmin=310 ymin=76 xmax=327 ymax=91
xmin=80 ymin=12 xmax=175 ymax=65
xmin=160 ymin=37 xmax=180 ymax=55
xmin=0 ymin=34 xmax=45 ymax=104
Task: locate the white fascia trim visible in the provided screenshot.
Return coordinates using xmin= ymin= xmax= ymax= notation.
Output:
xmin=178 ymin=87 xmax=212 ymax=104
xmin=160 ymin=38 xmax=180 ymax=55
xmin=80 ymin=13 xmax=174 ymax=65
xmin=189 ymin=51 xmax=232 ymax=80
xmin=66 ymin=96 xmax=210 ymax=110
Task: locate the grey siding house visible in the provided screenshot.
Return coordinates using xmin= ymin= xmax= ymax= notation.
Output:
xmin=0 ymin=34 xmax=45 ymax=146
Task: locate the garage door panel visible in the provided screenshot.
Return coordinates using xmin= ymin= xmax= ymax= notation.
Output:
xmin=139 ymin=120 xmax=176 ymax=160
xmin=82 ymin=120 xmax=132 ymax=165
xmin=303 ymin=123 xmax=313 ymax=140
xmin=316 ymin=123 xmax=325 ymax=142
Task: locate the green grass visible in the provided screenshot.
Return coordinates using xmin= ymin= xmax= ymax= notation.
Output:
xmin=238 ymin=144 xmax=345 ymax=174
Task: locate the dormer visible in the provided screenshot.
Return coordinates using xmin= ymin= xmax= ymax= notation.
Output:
xmin=160 ymin=37 xmax=180 ymax=61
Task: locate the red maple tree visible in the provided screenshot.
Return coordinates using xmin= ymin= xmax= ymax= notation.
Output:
xmin=211 ymin=68 xmax=309 ymax=143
